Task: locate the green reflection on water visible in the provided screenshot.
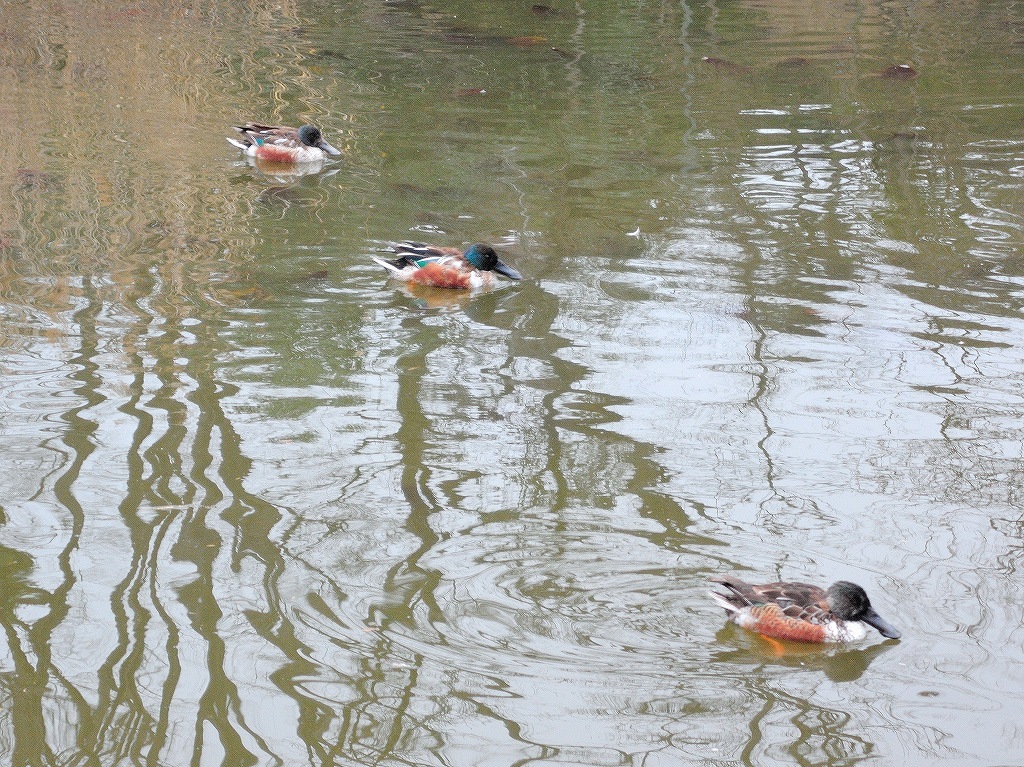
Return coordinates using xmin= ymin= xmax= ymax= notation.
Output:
xmin=1 ymin=0 xmax=1024 ymax=765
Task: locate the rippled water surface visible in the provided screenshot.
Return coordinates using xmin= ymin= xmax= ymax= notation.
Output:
xmin=2 ymin=1 xmax=1024 ymax=765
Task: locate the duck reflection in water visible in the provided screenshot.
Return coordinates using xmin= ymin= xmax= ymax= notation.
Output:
xmin=244 ymin=156 xmax=341 ymax=180
xmin=388 ymin=281 xmax=475 ymax=311
xmin=709 ymin=631 xmax=896 ymax=682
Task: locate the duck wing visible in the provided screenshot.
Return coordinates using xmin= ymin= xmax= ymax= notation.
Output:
xmin=231 ymin=123 xmax=300 ymax=148
xmin=710 ymin=576 xmax=833 ymax=624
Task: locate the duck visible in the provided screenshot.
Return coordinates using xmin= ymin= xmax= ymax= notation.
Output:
xmin=372 ymin=241 xmax=523 ymax=290
xmin=226 ymin=123 xmax=342 ymax=163
xmin=709 ymin=575 xmax=901 ymax=643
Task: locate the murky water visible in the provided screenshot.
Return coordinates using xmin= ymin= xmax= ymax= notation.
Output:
xmin=2 ymin=1 xmax=1024 ymax=765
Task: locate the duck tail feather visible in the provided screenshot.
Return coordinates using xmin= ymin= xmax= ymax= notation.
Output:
xmin=708 ymin=591 xmax=741 ymax=613
xmin=372 ymin=256 xmax=407 ymax=274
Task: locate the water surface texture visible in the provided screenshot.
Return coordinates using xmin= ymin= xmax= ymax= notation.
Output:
xmin=1 ymin=1 xmax=1024 ymax=765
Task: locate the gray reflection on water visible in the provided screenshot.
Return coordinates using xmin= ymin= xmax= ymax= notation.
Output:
xmin=291 ymin=279 xmax=713 ymax=764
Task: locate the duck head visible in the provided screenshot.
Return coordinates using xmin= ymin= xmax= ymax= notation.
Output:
xmin=826 ymin=581 xmax=901 ymax=639
xmin=464 ymin=243 xmax=522 ymax=280
xmin=297 ymin=124 xmax=342 ymax=156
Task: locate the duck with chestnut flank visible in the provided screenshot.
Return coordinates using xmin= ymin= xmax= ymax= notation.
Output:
xmin=227 ymin=123 xmax=342 ymax=163
xmin=372 ymin=241 xmax=522 ymax=290
xmin=709 ymin=576 xmax=901 ymax=643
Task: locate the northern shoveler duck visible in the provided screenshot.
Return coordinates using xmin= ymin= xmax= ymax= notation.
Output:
xmin=372 ymin=241 xmax=523 ymax=290
xmin=226 ymin=123 xmax=342 ymax=163
xmin=709 ymin=575 xmax=901 ymax=643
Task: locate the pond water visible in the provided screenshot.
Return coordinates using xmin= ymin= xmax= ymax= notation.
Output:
xmin=2 ymin=1 xmax=1024 ymax=765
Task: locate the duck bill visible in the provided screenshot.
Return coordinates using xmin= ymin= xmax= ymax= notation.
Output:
xmin=494 ymin=260 xmax=522 ymax=280
xmin=317 ymin=139 xmax=343 ymax=156
xmin=863 ymin=608 xmax=901 ymax=639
